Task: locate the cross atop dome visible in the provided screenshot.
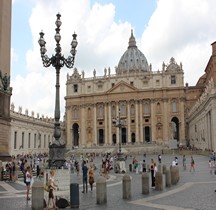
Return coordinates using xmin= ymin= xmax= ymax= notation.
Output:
xmin=128 ymin=29 xmax=137 ymax=48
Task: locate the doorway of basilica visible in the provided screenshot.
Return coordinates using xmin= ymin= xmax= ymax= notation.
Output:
xmin=144 ymin=126 xmax=151 ymax=143
xmin=72 ymin=123 xmax=79 ymax=146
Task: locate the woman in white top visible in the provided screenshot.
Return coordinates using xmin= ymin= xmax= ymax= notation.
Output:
xmin=25 ymin=166 xmax=32 ymax=201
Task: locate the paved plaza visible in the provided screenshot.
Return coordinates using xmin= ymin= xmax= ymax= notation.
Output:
xmin=0 ymin=153 xmax=216 ymax=210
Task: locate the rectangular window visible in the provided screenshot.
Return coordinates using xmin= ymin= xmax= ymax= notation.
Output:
xmin=172 ymin=101 xmax=177 ymax=112
xmin=22 ymin=132 xmax=24 ymax=148
xmin=156 ymin=79 xmax=160 ymax=86
xmin=112 ymin=83 xmax=115 ymax=87
xmin=171 ymin=75 xmax=176 ymax=84
xmin=28 ymin=133 xmax=31 ymax=148
xmin=130 ymin=81 xmax=134 ymax=86
xmin=14 ymin=131 xmax=17 ymax=149
xmin=34 ymin=134 xmax=36 ymax=148
xmin=73 ymin=84 xmax=78 ymax=92
xmin=144 ymin=103 xmax=150 ymax=114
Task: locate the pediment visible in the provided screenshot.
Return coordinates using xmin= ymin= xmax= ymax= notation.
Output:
xmin=107 ymin=81 xmax=138 ymax=93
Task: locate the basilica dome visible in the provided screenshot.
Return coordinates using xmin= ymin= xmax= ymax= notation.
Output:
xmin=116 ymin=30 xmax=149 ymax=74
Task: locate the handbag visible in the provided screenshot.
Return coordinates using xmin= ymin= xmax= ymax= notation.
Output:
xmin=44 ymin=183 xmax=50 ymax=192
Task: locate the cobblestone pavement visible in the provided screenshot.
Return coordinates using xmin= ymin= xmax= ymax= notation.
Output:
xmin=0 ymin=153 xmax=216 ymax=210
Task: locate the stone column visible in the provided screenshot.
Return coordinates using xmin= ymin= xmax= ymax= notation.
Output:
xmin=104 ymin=102 xmax=108 ymax=145
xmin=0 ymin=0 xmax=12 ymax=161
xmin=179 ymin=97 xmax=186 ymax=145
xmin=96 ymin=176 xmax=107 ymax=204
xmin=93 ymin=104 xmax=97 ymax=145
xmin=80 ymin=105 xmax=85 ymax=146
xmin=142 ymin=173 xmax=149 ymax=194
xmin=108 ymin=102 xmax=112 ymax=145
xmin=127 ymin=101 xmax=131 ymax=143
xmin=0 ymin=0 xmax=11 ymax=73
xmin=116 ymin=103 xmax=119 ymax=144
xmin=139 ymin=101 xmax=143 ymax=143
xmin=135 ymin=101 xmax=139 ymax=142
xmin=122 ymin=174 xmax=131 ymax=199
xmin=150 ymin=99 xmax=155 ymax=142
xmin=32 ymin=181 xmax=44 ymax=210
xmin=163 ymin=97 xmax=169 ymax=141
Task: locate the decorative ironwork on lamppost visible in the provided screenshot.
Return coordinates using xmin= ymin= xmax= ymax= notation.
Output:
xmin=113 ymin=109 xmax=126 ymax=161
xmin=38 ymin=13 xmax=78 ymax=168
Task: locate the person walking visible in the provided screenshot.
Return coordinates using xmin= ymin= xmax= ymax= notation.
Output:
xmin=183 ymin=155 xmax=186 ymax=170
xmin=88 ymin=164 xmax=95 ymax=191
xmin=190 ymin=156 xmax=195 ymax=172
xmin=25 ymin=166 xmax=32 ymax=201
xmin=150 ymin=159 xmax=155 ymax=187
xmin=82 ymin=161 xmax=88 ymax=193
xmin=47 ymin=170 xmax=58 ymax=210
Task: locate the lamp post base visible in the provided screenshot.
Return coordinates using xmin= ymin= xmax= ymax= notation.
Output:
xmin=48 ymin=143 xmax=66 ymax=168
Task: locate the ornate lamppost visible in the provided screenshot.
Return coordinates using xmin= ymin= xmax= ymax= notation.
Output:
xmin=38 ymin=13 xmax=78 ymax=168
xmin=113 ymin=109 xmax=126 ymax=161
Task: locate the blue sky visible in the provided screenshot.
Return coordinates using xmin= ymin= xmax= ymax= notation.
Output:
xmin=10 ymin=0 xmax=216 ymax=118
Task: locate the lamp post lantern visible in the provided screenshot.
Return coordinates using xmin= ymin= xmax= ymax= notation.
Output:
xmin=38 ymin=13 xmax=78 ymax=168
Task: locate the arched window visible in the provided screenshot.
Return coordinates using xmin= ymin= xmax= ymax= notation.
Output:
xmin=157 ymin=102 xmax=161 ymax=113
xmin=131 ymin=104 xmax=135 ymax=116
xmin=172 ymin=100 xmax=177 ymax=113
xmin=73 ymin=106 xmax=78 ymax=119
xmin=144 ymin=102 xmax=150 ymax=114
xmin=112 ymin=105 xmax=116 ymax=117
xmin=120 ymin=102 xmax=126 ymax=116
xmin=97 ymin=104 xmax=104 ymax=118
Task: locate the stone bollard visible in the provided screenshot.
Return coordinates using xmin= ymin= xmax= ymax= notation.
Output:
xmin=96 ymin=176 xmax=107 ymax=204
xmin=142 ymin=173 xmax=149 ymax=194
xmin=170 ymin=166 xmax=178 ymax=185
xmin=162 ymin=165 xmax=167 ymax=174
xmin=165 ymin=168 xmax=171 ymax=187
xmin=155 ymin=171 xmax=163 ymax=191
xmin=122 ymin=174 xmax=131 ymax=199
xmin=32 ymin=180 xmax=44 ymax=210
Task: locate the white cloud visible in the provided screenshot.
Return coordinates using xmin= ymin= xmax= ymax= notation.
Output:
xmin=11 ymin=0 xmax=132 ymax=118
xmin=141 ymin=0 xmax=216 ymax=85
xmin=11 ymin=0 xmax=216 ymax=119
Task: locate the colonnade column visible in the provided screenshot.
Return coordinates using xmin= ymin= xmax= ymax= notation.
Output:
xmin=135 ymin=100 xmax=139 ymax=142
xmin=127 ymin=102 xmax=131 ymax=143
xmin=108 ymin=102 xmax=112 ymax=145
xmin=163 ymin=98 xmax=169 ymax=141
xmin=150 ymin=99 xmax=155 ymax=142
xmin=139 ymin=100 xmax=143 ymax=143
xmin=104 ymin=102 xmax=108 ymax=145
xmin=211 ymin=107 xmax=216 ymax=150
xmin=116 ymin=103 xmax=119 ymax=144
xmin=93 ymin=104 xmax=97 ymax=145
xmin=66 ymin=107 xmax=72 ymax=147
xmin=179 ymin=97 xmax=186 ymax=145
xmin=80 ymin=105 xmax=85 ymax=146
